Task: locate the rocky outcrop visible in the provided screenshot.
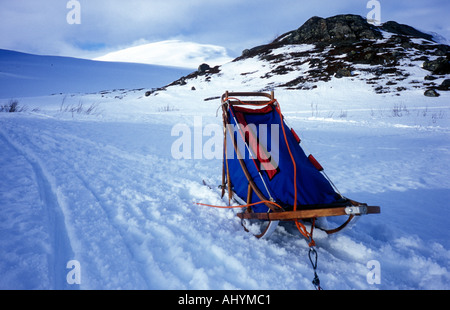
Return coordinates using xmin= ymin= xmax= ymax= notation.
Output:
xmin=274 ymin=14 xmax=383 ymax=45
xmin=380 ymin=21 xmax=435 ymax=41
xmin=422 ymin=57 xmax=450 ymax=75
xmin=424 ymin=89 xmax=440 ymax=97
xmin=440 ymin=79 xmax=450 ymax=90
xmin=198 ymin=63 xmax=211 ymax=73
xmin=274 ymin=15 xmax=437 ymax=46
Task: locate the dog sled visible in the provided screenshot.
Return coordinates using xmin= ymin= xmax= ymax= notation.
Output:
xmin=198 ymin=91 xmax=380 ymax=289
xmin=217 ymin=91 xmax=380 ymax=241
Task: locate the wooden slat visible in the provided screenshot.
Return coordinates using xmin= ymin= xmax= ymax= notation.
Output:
xmin=221 ymin=91 xmax=274 ymax=105
xmin=237 ymin=205 xmax=380 ymax=221
xmin=366 ymin=206 xmax=381 ymax=214
xmin=222 ymin=91 xmax=273 ymax=100
xmin=226 ymin=100 xmax=273 ymax=105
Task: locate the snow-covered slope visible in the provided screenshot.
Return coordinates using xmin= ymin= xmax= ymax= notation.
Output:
xmin=0 ymin=17 xmax=449 ymax=290
xmin=0 ymin=49 xmax=192 ymax=99
xmin=153 ymin=28 xmax=450 ymax=98
xmin=94 ymin=40 xmax=233 ymax=69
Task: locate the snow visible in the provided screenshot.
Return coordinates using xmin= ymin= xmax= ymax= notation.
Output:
xmin=0 ymin=41 xmax=449 ymax=290
xmin=0 ymin=49 xmax=192 ymax=99
xmin=94 ymin=40 xmax=233 ymax=69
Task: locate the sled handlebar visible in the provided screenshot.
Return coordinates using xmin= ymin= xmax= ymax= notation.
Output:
xmin=221 ymin=91 xmax=275 ymax=105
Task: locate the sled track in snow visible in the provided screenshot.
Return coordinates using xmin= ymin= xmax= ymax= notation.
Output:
xmin=0 ymin=120 xmax=156 ymax=289
xmin=0 ymin=128 xmax=75 ymax=289
xmin=72 ymin=169 xmax=155 ymax=289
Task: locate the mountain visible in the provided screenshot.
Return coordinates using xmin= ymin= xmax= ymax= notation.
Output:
xmin=94 ymin=40 xmax=233 ymax=69
xmin=0 ymin=49 xmax=192 ymax=98
xmin=149 ymin=14 xmax=450 ymax=97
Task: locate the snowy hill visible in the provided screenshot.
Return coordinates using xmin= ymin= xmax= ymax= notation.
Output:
xmin=94 ymin=40 xmax=233 ymax=69
xmin=0 ymin=15 xmax=449 ymax=290
xmin=0 ymin=49 xmax=192 ymax=99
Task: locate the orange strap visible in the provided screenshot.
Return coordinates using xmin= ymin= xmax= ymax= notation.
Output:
xmin=274 ymin=100 xmax=316 ymax=246
xmin=195 ymin=199 xmax=283 ymax=210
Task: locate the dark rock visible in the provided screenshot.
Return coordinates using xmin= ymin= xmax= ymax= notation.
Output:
xmin=424 ymin=89 xmax=440 ymax=97
xmin=335 ymin=67 xmax=352 ymax=78
xmin=415 ymin=56 xmax=429 ymax=62
xmin=198 ymin=63 xmax=210 ymax=73
xmin=438 ymin=79 xmax=450 ymax=90
xmin=380 ymin=21 xmax=434 ymax=41
xmin=178 ymin=77 xmax=187 ymax=85
xmin=424 ymin=75 xmax=437 ymax=81
xmin=422 ymin=57 xmax=450 ymax=75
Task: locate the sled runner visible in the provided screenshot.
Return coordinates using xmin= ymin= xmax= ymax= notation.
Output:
xmin=218 ymin=91 xmax=380 ymax=241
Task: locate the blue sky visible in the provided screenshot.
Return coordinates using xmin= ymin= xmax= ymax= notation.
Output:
xmin=0 ymin=0 xmax=449 ymax=59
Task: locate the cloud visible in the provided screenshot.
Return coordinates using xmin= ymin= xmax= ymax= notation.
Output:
xmin=0 ymin=0 xmax=449 ymax=59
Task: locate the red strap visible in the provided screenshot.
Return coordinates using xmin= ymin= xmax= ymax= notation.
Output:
xmin=308 ymin=154 xmax=324 ymax=172
xmin=291 ymin=128 xmax=301 ymax=144
xmin=233 ymin=110 xmax=278 ymax=180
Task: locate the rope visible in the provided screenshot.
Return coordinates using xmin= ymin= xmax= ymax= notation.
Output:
xmin=195 ymin=200 xmax=283 ymax=210
xmin=273 ymin=100 xmax=316 ymax=247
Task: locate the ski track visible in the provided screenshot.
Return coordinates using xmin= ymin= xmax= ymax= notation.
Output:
xmin=0 ymin=125 xmax=74 ymax=289
xmin=0 ymin=119 xmax=155 ymax=289
xmin=0 ymin=130 xmax=52 ymax=289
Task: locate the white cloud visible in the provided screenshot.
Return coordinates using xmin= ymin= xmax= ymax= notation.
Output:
xmin=0 ymin=0 xmax=448 ymax=59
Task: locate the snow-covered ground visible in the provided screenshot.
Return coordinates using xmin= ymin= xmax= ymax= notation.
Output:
xmin=0 ymin=43 xmax=449 ymax=290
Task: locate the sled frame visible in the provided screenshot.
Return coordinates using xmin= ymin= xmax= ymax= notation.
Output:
xmin=221 ymin=91 xmax=380 ymax=238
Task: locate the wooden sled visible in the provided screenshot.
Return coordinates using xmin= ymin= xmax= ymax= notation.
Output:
xmin=221 ymin=91 xmax=380 ymax=240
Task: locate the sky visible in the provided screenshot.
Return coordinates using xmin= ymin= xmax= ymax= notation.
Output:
xmin=1 ymin=0 xmax=449 ymax=59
